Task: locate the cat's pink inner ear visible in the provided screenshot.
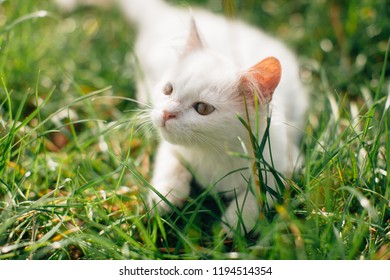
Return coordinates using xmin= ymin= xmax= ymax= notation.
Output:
xmin=241 ymin=57 xmax=281 ymax=103
xmin=183 ymin=19 xmax=203 ymax=55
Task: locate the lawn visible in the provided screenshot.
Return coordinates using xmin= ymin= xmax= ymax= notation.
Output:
xmin=0 ymin=0 xmax=389 ymax=260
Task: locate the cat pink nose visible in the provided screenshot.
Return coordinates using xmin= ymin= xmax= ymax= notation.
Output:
xmin=162 ymin=110 xmax=177 ymax=123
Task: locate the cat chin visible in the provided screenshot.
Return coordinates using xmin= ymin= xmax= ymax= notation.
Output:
xmin=151 ymin=117 xmax=186 ymax=145
xmin=159 ymin=129 xmax=199 ymax=147
xmin=158 ymin=129 xmax=182 ymax=145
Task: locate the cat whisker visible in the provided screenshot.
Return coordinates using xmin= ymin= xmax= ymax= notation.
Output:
xmin=92 ymin=95 xmax=153 ymax=109
xmin=185 ymin=125 xmax=227 ymax=153
xmin=126 ymin=108 xmax=158 ymax=139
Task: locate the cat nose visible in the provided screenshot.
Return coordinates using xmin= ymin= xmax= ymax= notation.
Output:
xmin=162 ymin=110 xmax=177 ymax=123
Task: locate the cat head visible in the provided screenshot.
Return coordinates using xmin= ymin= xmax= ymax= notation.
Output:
xmin=150 ymin=20 xmax=281 ymax=148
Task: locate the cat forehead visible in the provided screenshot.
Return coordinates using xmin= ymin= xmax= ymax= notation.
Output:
xmin=156 ymin=51 xmax=240 ymax=104
xmin=174 ymin=51 xmax=237 ymax=86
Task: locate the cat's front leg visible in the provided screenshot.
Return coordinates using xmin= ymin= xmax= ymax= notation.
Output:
xmin=149 ymin=141 xmax=192 ymax=213
xmin=222 ymin=189 xmax=259 ymax=236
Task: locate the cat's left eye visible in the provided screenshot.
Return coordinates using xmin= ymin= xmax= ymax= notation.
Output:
xmin=163 ymin=82 xmax=173 ymax=95
xmin=193 ymin=102 xmax=215 ymax=116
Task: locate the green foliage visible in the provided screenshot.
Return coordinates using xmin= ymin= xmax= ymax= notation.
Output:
xmin=0 ymin=0 xmax=389 ymax=260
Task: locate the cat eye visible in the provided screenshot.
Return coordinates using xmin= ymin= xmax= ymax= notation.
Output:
xmin=193 ymin=102 xmax=215 ymax=116
xmin=163 ymin=82 xmax=173 ymax=95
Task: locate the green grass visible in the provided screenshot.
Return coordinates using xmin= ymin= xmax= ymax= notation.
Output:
xmin=0 ymin=0 xmax=389 ymax=260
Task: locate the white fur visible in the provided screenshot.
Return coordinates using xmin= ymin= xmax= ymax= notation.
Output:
xmin=58 ymin=0 xmax=308 ymax=234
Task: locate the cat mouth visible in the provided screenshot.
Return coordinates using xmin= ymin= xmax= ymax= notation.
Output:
xmin=159 ymin=122 xmax=187 ymax=145
xmin=160 ymin=127 xmax=180 ymax=145
xmin=159 ymin=119 xmax=174 ymax=135
xmin=161 ymin=119 xmax=174 ymax=130
xmin=152 ymin=112 xmax=186 ymax=144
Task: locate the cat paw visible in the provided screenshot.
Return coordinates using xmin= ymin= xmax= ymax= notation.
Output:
xmin=148 ymin=183 xmax=190 ymax=215
xmin=221 ymin=198 xmax=259 ymax=237
xmin=221 ymin=209 xmax=242 ymax=237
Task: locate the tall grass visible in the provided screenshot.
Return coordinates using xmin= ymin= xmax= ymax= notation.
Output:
xmin=0 ymin=0 xmax=389 ymax=259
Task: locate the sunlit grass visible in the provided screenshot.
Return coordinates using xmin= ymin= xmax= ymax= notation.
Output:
xmin=0 ymin=0 xmax=389 ymax=260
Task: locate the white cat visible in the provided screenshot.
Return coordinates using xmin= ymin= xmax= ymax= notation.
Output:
xmin=56 ymin=0 xmax=308 ymax=234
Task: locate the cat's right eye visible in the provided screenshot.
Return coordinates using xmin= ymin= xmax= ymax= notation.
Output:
xmin=193 ymin=102 xmax=215 ymax=116
xmin=163 ymin=82 xmax=173 ymax=95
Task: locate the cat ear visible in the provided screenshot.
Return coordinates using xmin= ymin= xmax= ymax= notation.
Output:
xmin=240 ymin=57 xmax=281 ymax=103
xmin=183 ymin=19 xmax=204 ymax=55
